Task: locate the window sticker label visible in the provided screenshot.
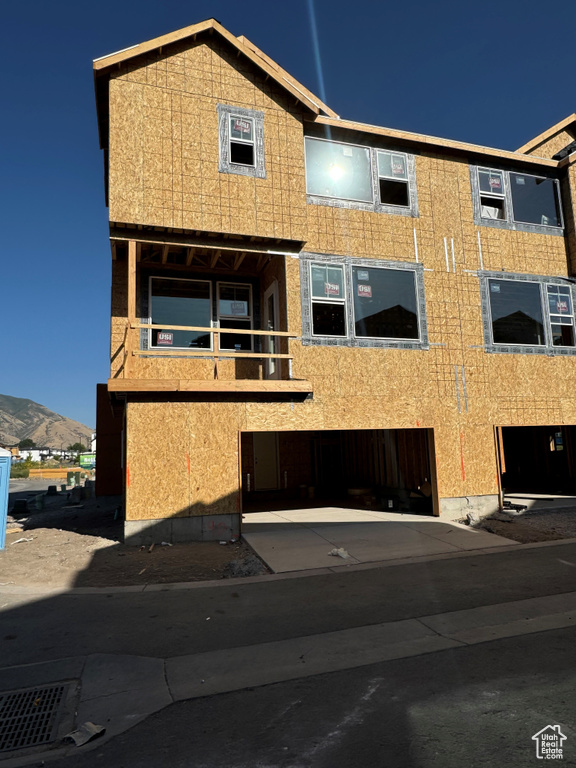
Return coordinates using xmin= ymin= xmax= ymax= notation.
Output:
xmin=357 ymin=270 xmax=369 ymax=281
xmin=515 ymin=176 xmax=525 ymax=185
xmin=490 ymin=283 xmax=501 ymax=292
xmin=230 ymin=301 xmax=248 ymax=315
xmin=157 ymin=332 xmax=173 ymax=346
xmin=392 ymin=157 xmax=406 ymax=176
xmin=557 ymin=300 xmax=569 ymax=313
xmin=489 ymin=176 xmax=502 ymax=190
xmin=233 ymin=118 xmax=251 ymax=134
xmin=325 ymin=282 xmax=340 ymax=297
xmin=357 ymin=284 xmax=372 ymax=298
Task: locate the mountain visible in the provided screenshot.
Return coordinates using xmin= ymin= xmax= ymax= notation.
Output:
xmin=0 ymin=394 xmax=93 ymax=449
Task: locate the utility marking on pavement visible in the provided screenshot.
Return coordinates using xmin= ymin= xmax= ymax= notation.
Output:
xmin=558 ymin=559 xmax=576 ymax=567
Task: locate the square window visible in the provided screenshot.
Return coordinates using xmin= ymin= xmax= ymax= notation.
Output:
xmin=305 ymin=138 xmax=373 ymax=203
xmin=488 ymin=279 xmax=544 ymax=346
xmin=509 ymin=173 xmax=562 ymax=228
xmin=150 ymin=278 xmax=212 ymax=349
xmin=352 ymin=266 xmax=419 ymax=339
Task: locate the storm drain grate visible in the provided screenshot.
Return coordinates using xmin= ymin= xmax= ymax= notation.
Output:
xmin=0 ymin=684 xmax=69 ymax=753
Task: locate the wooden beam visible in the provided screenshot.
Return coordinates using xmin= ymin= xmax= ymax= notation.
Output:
xmin=108 ymin=378 xmax=313 ymax=394
xmin=128 ymin=241 xmax=136 ymax=323
xmin=111 ymin=241 xmax=117 ymax=261
xmin=211 ymin=250 xmax=221 ymax=268
xmin=162 ymin=245 xmax=170 ymax=264
xmin=132 ymin=322 xmax=294 ymax=337
xmin=133 ymin=349 xmax=292 ymax=359
xmin=186 ymin=247 xmax=194 ymax=266
xmin=127 ymin=240 xmax=137 ymax=378
xmin=257 ymin=254 xmax=266 ymax=271
xmin=234 ymin=253 xmax=246 ymax=271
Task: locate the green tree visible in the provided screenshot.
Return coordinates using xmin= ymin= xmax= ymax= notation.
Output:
xmin=67 ymin=442 xmax=87 ymax=452
xmin=18 ymin=438 xmax=36 ymax=450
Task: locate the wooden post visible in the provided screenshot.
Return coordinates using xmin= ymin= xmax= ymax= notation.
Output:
xmin=213 ymin=330 xmax=219 ymax=380
xmin=127 ymin=240 xmax=137 ymax=378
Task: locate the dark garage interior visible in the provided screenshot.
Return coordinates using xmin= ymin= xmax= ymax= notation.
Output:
xmin=241 ymin=428 xmax=435 ymax=515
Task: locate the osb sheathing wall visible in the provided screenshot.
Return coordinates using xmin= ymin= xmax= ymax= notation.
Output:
xmin=108 ymin=38 xmax=307 ymax=240
xmin=108 ymin=38 xmax=576 ymax=520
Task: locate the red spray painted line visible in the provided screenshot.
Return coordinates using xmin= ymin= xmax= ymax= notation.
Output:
xmin=186 ymin=453 xmax=191 ymax=474
xmin=459 ymin=432 xmax=466 ymax=482
xmin=126 ymin=464 xmax=130 ymax=488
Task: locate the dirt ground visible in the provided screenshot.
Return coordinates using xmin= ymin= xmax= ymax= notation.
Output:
xmin=2 ymin=487 xmax=268 ymax=589
xmin=476 ymin=508 xmax=576 ymax=544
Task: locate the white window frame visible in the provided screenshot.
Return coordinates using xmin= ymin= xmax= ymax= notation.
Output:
xmin=546 ymin=284 xmax=575 ymax=347
xmin=148 ymin=276 xmax=213 ymax=351
xmin=228 ymin=114 xmax=256 ymax=168
xmin=216 ymin=281 xmax=254 ymax=352
xmin=376 ymin=150 xmax=411 ymax=209
xmin=310 ymin=262 xmax=348 ymax=339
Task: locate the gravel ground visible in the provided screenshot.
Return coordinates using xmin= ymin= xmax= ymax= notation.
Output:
xmin=479 ymin=507 xmax=576 ymax=543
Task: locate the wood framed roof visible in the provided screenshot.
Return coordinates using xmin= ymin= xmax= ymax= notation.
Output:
xmin=516 ymin=114 xmax=576 ymax=155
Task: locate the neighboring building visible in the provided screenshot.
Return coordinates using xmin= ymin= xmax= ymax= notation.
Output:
xmin=93 ymin=19 xmax=576 ymax=543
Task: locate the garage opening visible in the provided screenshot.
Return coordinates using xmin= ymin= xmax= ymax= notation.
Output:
xmin=497 ymin=425 xmax=576 ymax=495
xmin=241 ymin=428 xmax=436 ymax=515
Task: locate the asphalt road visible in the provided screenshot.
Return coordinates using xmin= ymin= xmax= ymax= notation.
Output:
xmin=2 ymin=541 xmax=576 ymax=667
xmin=2 ymin=540 xmax=576 ymax=767
xmin=44 ymin=625 xmax=576 ymax=768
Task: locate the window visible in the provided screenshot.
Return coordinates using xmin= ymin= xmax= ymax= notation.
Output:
xmin=478 ymin=168 xmax=506 ymax=220
xmin=377 ymin=151 xmax=410 ymax=208
xmin=509 ymin=173 xmax=562 ymax=228
xmin=488 ymin=279 xmax=545 ymax=346
xmin=310 ymin=263 xmax=347 ymax=337
xmin=229 ymin=115 xmax=255 ymax=167
xmin=304 ymin=137 xmax=418 ymax=217
xmin=472 ymin=166 xmax=563 ymax=234
xmin=149 ymin=278 xmax=212 ymax=349
xmin=217 ymin=282 xmax=253 ymax=351
xmin=547 ymin=285 xmax=575 ymax=347
xmin=301 ymin=255 xmax=427 ymax=349
xmin=305 ymin=139 xmax=373 ymax=203
xmin=482 ymin=273 xmax=576 ymax=354
xmin=217 ymin=104 xmax=265 ymax=178
xmin=352 ymin=266 xmax=419 ymax=340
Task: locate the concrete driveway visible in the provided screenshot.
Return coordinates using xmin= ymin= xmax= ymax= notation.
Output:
xmin=242 ymin=507 xmax=518 ymax=572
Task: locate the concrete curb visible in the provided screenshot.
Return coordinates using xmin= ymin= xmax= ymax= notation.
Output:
xmin=1 ymin=536 xmax=576 ymax=596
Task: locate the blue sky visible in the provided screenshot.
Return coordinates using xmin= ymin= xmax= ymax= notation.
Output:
xmin=2 ymin=0 xmax=575 ymax=428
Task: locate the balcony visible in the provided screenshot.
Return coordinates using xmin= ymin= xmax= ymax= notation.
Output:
xmin=108 ymin=235 xmax=312 ymax=397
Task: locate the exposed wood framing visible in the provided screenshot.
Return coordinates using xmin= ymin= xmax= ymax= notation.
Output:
xmin=234 ymin=253 xmax=246 ymax=271
xmin=108 ymin=378 xmax=312 ymax=394
xmin=211 ymin=250 xmax=221 ymax=268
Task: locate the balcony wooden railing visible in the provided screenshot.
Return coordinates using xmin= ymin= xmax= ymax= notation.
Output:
xmin=112 ymin=320 xmax=302 ymax=375
xmin=108 ymin=240 xmax=312 ymax=394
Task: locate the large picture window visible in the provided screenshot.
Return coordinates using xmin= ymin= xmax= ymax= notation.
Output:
xmin=149 ymin=278 xmax=212 ymax=349
xmin=482 ymin=273 xmax=576 ymax=354
xmin=301 ymin=255 xmax=427 ymax=349
xmin=304 ymin=137 xmax=418 ymax=217
xmin=353 ymin=266 xmax=418 ymax=340
xmin=472 ymin=166 xmax=563 ymax=234
xmin=305 ymin=139 xmax=373 ymax=203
